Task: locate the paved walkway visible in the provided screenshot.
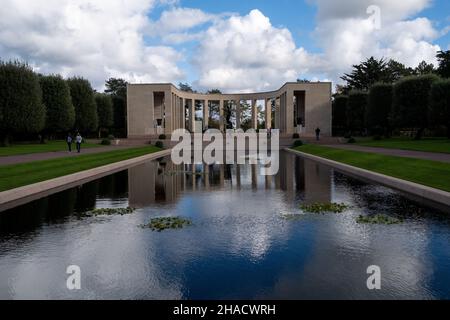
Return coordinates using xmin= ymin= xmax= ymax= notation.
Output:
xmin=326 ymin=144 xmax=450 ymax=163
xmin=0 ymin=145 xmax=135 ymax=166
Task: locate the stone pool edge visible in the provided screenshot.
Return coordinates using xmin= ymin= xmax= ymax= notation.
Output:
xmin=0 ymin=149 xmax=171 ymax=212
xmin=286 ymin=148 xmax=450 ymax=207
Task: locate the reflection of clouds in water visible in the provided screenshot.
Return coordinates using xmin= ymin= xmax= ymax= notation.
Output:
xmin=2 ymin=152 xmax=448 ymax=299
xmin=6 ymin=214 xmax=183 ymax=299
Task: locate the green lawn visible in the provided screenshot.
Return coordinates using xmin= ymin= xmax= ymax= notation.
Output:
xmin=355 ymin=137 xmax=450 ymax=154
xmin=0 ymin=140 xmax=101 ymax=157
xmin=0 ymin=146 xmax=161 ymax=192
xmin=293 ymin=144 xmax=450 ymax=192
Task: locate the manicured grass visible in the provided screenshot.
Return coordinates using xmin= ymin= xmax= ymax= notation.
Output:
xmin=355 ymin=137 xmax=450 ymax=154
xmin=293 ymin=144 xmax=450 ymax=192
xmin=0 ymin=146 xmax=161 ymax=192
xmin=0 ymin=140 xmax=101 ymax=157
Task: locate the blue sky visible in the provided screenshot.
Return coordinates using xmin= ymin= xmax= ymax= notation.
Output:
xmin=0 ymin=0 xmax=449 ymax=92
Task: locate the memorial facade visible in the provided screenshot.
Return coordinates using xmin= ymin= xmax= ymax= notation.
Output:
xmin=127 ymin=82 xmax=332 ymax=138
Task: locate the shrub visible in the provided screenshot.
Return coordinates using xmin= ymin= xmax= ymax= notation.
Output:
xmin=155 ymin=141 xmax=164 ymax=149
xmin=332 ymin=95 xmax=348 ymax=134
xmin=347 ymin=90 xmax=368 ymax=134
xmin=159 ymin=134 xmax=167 ymax=140
xmin=367 ymin=83 xmax=393 ymax=135
xmin=292 ymin=133 xmax=300 ymax=139
xmin=95 ymin=93 xmax=113 ymax=137
xmin=67 ymin=77 xmax=98 ymax=133
xmin=429 ymin=79 xmax=450 ymax=138
xmin=392 ymin=74 xmax=440 ymax=139
xmin=0 ymin=61 xmax=46 ymax=145
xmin=101 ymin=139 xmax=111 ymax=145
xmin=39 ymin=75 xmax=75 ymax=135
xmin=347 ymin=137 xmax=356 ymax=143
xmin=293 ymin=140 xmax=303 ymax=147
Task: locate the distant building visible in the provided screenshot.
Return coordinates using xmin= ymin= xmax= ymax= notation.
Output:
xmin=127 ymin=82 xmax=332 ymax=137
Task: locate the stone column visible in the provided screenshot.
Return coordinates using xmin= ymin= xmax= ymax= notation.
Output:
xmin=275 ymin=97 xmax=280 ymax=130
xmin=204 ymin=100 xmax=209 ymax=130
xmin=285 ymin=90 xmax=294 ymax=135
xmin=189 ymin=99 xmax=195 ymax=132
xmin=265 ymin=98 xmax=272 ymax=130
xmin=164 ymin=90 xmax=173 ymax=135
xmin=235 ymin=100 xmax=241 ymax=129
xmin=219 ymin=100 xmax=225 ymax=132
xmin=251 ymin=99 xmax=258 ymax=130
xmin=181 ymin=98 xmax=186 ymax=129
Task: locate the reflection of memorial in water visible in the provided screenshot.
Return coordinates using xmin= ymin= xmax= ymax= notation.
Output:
xmin=128 ymin=157 xmax=185 ymax=208
xmin=128 ymin=152 xmax=331 ymax=208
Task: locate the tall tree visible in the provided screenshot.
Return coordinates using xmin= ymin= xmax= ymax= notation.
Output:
xmin=392 ymin=74 xmax=440 ymax=139
xmin=0 ymin=61 xmax=46 ymax=145
xmin=429 ymin=79 xmax=450 ymax=138
xmin=95 ymin=93 xmax=113 ymax=138
xmin=207 ymin=89 xmax=222 ymax=94
xmin=179 ymin=82 xmax=195 ymax=93
xmin=39 ymin=75 xmax=75 ymax=137
xmin=436 ymin=50 xmax=450 ymax=78
xmin=105 ymin=78 xmax=127 ymax=97
xmin=105 ymin=78 xmax=128 ymax=137
xmin=415 ymin=60 xmax=435 ymax=75
xmin=341 ymin=57 xmax=390 ymax=91
xmin=386 ymin=59 xmax=414 ymax=82
xmin=67 ymin=77 xmax=98 ymax=133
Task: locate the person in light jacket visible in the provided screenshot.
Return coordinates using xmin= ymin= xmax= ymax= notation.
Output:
xmin=76 ymin=133 xmax=83 ymax=153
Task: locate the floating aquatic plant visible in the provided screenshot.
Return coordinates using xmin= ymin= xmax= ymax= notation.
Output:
xmin=141 ymin=217 xmax=192 ymax=232
xmin=300 ymin=202 xmax=349 ymax=214
xmin=82 ymin=207 xmax=135 ymax=217
xmin=356 ymin=214 xmax=403 ymax=225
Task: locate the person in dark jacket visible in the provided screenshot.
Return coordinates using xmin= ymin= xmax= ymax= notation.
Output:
xmin=315 ymin=127 xmax=321 ymax=141
xmin=67 ymin=134 xmax=73 ymax=152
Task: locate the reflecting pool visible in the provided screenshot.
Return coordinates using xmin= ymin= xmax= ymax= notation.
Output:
xmin=0 ymin=152 xmax=449 ymax=299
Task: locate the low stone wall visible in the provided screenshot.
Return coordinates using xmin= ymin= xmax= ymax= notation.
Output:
xmin=0 ymin=149 xmax=171 ymax=212
xmin=286 ymin=148 xmax=450 ymax=208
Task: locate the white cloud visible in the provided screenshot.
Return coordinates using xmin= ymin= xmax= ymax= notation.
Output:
xmin=311 ymin=0 xmax=441 ymax=84
xmin=151 ymin=7 xmax=215 ymax=33
xmin=194 ymin=9 xmax=323 ymax=92
xmin=0 ymin=0 xmax=184 ymax=89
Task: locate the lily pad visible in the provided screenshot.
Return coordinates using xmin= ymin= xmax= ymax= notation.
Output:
xmin=82 ymin=207 xmax=135 ymax=217
xmin=300 ymin=202 xmax=349 ymax=214
xmin=141 ymin=217 xmax=193 ymax=232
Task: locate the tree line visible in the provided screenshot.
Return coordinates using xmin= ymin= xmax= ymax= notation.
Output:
xmin=0 ymin=60 xmax=128 ymax=146
xmin=332 ymin=50 xmax=450 ymax=139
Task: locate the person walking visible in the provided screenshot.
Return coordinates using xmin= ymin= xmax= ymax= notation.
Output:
xmin=67 ymin=133 xmax=73 ymax=152
xmin=315 ymin=127 xmax=321 ymax=141
xmin=76 ymin=133 xmax=82 ymax=153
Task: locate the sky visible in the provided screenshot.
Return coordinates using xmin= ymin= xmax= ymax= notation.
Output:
xmin=0 ymin=0 xmax=449 ymax=93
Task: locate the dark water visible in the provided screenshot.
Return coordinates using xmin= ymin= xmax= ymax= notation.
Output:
xmin=0 ymin=152 xmax=449 ymax=300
